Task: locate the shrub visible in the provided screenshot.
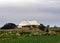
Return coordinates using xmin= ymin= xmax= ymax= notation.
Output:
xmin=1 ymin=23 xmax=17 ymax=29
xmin=19 ymin=31 xmax=31 ymax=36
xmin=39 ymin=24 xmax=46 ymax=31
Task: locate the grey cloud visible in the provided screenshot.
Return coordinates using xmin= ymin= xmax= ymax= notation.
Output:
xmin=0 ymin=5 xmax=60 ymax=20
xmin=0 ymin=0 xmax=60 ymax=26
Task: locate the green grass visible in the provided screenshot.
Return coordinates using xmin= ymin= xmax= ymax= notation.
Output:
xmin=0 ymin=36 xmax=60 ymax=43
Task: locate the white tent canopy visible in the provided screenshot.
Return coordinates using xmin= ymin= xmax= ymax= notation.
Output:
xmin=28 ymin=20 xmax=40 ymax=25
xmin=19 ymin=21 xmax=30 ymax=26
xmin=18 ymin=20 xmax=40 ymax=28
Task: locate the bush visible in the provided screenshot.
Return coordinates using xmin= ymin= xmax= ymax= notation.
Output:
xmin=1 ymin=23 xmax=17 ymax=29
xmin=39 ymin=24 xmax=46 ymax=31
xmin=19 ymin=31 xmax=31 ymax=36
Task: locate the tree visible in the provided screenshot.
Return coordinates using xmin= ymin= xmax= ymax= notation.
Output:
xmin=44 ymin=25 xmax=50 ymax=35
xmin=45 ymin=25 xmax=49 ymax=32
xmin=1 ymin=23 xmax=17 ymax=29
xmin=39 ymin=24 xmax=46 ymax=31
xmin=54 ymin=25 xmax=57 ymax=28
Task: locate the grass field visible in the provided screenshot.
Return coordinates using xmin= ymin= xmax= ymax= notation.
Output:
xmin=0 ymin=36 xmax=60 ymax=43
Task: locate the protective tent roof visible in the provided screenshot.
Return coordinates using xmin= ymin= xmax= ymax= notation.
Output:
xmin=19 ymin=20 xmax=40 ymax=26
xmin=19 ymin=21 xmax=30 ymax=26
xmin=28 ymin=20 xmax=40 ymax=25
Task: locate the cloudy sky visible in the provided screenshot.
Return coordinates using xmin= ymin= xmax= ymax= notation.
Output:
xmin=0 ymin=0 xmax=60 ymax=27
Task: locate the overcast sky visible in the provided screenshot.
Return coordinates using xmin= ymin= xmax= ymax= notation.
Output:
xmin=0 ymin=0 xmax=60 ymax=27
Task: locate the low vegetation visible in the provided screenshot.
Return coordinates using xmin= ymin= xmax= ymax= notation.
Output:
xmin=0 ymin=22 xmax=60 ymax=43
xmin=0 ymin=36 xmax=60 ymax=43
